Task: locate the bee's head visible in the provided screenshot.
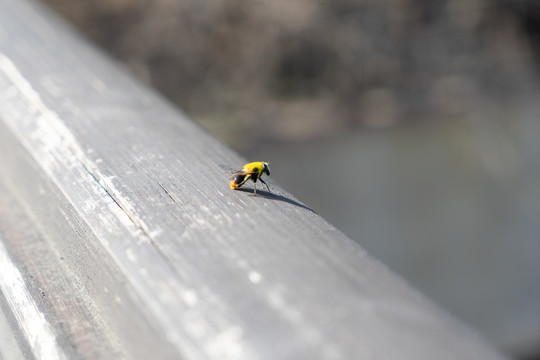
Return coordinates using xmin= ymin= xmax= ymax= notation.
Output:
xmin=262 ymin=162 xmax=270 ymax=176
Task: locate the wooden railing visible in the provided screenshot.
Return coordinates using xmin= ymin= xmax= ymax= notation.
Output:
xmin=0 ymin=1 xmax=508 ymax=359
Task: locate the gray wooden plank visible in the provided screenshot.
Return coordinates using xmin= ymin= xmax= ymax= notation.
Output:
xmin=0 ymin=122 xmax=180 ymax=360
xmin=0 ymin=0 xmax=508 ymax=359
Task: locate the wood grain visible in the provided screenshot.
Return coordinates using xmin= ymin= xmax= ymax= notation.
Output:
xmin=0 ymin=0 xmax=508 ymax=359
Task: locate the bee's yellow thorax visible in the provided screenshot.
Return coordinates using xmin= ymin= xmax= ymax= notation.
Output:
xmin=243 ymin=162 xmax=264 ymax=173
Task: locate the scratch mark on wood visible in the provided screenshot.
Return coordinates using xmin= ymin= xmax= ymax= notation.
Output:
xmin=78 ymin=159 xmax=161 ymax=247
xmin=156 ymin=180 xmax=177 ymax=204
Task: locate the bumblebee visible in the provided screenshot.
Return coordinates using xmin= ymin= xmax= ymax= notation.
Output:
xmin=230 ymin=161 xmax=271 ymax=195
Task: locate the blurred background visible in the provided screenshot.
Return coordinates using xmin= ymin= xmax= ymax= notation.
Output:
xmin=39 ymin=0 xmax=539 ymax=358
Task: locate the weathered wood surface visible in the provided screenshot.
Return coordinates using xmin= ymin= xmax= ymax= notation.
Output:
xmin=0 ymin=0 xmax=508 ymax=359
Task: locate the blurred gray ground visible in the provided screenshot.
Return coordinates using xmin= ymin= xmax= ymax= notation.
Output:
xmin=39 ymin=0 xmax=540 ymax=358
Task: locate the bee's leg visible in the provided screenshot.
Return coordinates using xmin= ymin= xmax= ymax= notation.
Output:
xmin=259 ymin=178 xmax=270 ymax=193
xmin=253 ymin=181 xmax=257 ymax=196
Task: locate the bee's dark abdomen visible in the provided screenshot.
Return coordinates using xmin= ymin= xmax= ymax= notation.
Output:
xmin=234 ymin=174 xmax=246 ymax=184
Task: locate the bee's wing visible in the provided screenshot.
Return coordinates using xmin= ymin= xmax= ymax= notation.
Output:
xmin=230 ymin=168 xmax=255 ymax=180
xmin=232 ymin=169 xmax=258 ymax=175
